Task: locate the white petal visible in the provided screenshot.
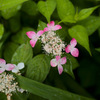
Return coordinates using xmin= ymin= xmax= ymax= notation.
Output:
xmin=12 ymin=67 xmax=19 ymax=73
xmin=17 ymin=62 xmax=24 ymax=69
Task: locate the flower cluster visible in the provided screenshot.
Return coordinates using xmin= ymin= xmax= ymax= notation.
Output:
xmin=0 ymin=73 xmax=24 ymax=96
xmin=0 ymin=59 xmax=25 ymax=99
xmin=26 ymin=21 xmax=79 ymax=74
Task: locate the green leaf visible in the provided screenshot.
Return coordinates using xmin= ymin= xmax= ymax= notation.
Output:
xmin=68 ymin=25 xmax=91 ymax=55
xmin=9 ymin=12 xmax=21 ymax=33
xmin=0 ymin=24 xmax=4 ymax=40
xmin=12 ymin=92 xmax=29 ymax=100
xmin=76 ymin=6 xmax=99 ymax=21
xmin=59 ymin=15 xmax=76 ymax=23
xmin=26 ymin=54 xmax=50 ymax=82
xmin=37 ymin=20 xmax=47 ymax=31
xmin=4 ymin=42 xmax=19 ymax=63
xmin=95 ymin=48 xmax=100 ymax=52
xmin=37 ymin=0 xmax=56 ymax=22
xmin=78 ymin=16 xmax=100 ymax=36
xmin=56 ymin=0 xmax=75 ymax=20
xmin=16 ymin=75 xmax=95 ymax=100
xmin=0 ymin=93 xmax=6 ymax=100
xmin=0 ymin=0 xmax=27 ymax=10
xmin=11 ymin=27 xmax=36 ymax=44
xmin=64 ymin=53 xmax=79 ymax=70
xmin=1 ymin=4 xmax=21 ymax=19
xmin=11 ymin=43 xmax=33 ymax=64
xmin=21 ymin=1 xmax=38 ymax=16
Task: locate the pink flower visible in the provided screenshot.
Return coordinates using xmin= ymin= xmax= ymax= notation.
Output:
xmin=65 ymin=38 xmax=79 ymax=57
xmin=26 ymin=30 xmax=44 ymax=47
xmin=44 ymin=21 xmax=62 ymax=32
xmin=0 ymin=58 xmax=15 ymax=74
xmin=50 ymin=56 xmax=67 ymax=75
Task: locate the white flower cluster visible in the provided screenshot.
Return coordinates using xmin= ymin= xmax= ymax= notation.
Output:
xmin=41 ymin=31 xmax=65 ymax=56
xmin=0 ymin=73 xmax=24 ymax=96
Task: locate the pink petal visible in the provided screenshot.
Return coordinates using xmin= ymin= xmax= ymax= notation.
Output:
xmin=26 ymin=31 xmax=36 ymax=39
xmin=30 ymin=40 xmax=37 ymax=48
xmin=44 ymin=27 xmax=49 ymax=32
xmin=60 ymin=57 xmax=67 ymax=65
xmin=37 ymin=30 xmax=44 ymax=37
xmin=54 ymin=25 xmax=62 ymax=31
xmin=50 ymin=59 xmax=57 ymax=67
xmin=47 ymin=21 xmax=55 ymax=27
xmin=0 ymin=68 xmax=5 ymax=74
xmin=70 ymin=38 xmax=77 ymax=47
xmin=0 ymin=58 xmax=6 ymax=65
xmin=71 ymin=48 xmax=79 ymax=57
xmin=6 ymin=64 xmax=15 ymax=71
xmin=56 ymin=56 xmax=61 ymax=61
xmin=58 ymin=64 xmax=63 ymax=75
xmin=65 ymin=45 xmax=71 ymax=53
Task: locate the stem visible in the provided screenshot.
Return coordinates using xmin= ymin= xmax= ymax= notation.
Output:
xmin=7 ymin=94 xmax=11 ymax=100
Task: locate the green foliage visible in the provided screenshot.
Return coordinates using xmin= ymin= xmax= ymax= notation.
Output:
xmin=26 ymin=54 xmax=50 ymax=82
xmin=1 ymin=4 xmax=21 ymax=19
xmin=76 ymin=6 xmax=99 ymax=21
xmin=16 ymin=75 xmax=95 ymax=100
xmin=0 ymin=0 xmax=100 ymax=99
xmin=0 ymin=24 xmax=4 ymax=40
xmin=56 ymin=0 xmax=75 ymax=21
xmin=11 ymin=43 xmax=33 ymax=64
xmin=21 ymin=1 xmax=38 ymax=16
xmin=78 ymin=16 xmax=100 ymax=36
xmin=68 ymin=25 xmax=91 ymax=55
xmin=0 ymin=0 xmax=27 ymax=10
xmin=4 ymin=42 xmax=19 ymax=63
xmin=37 ymin=0 xmax=56 ymax=22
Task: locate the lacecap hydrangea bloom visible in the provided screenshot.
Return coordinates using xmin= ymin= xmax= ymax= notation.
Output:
xmin=26 ymin=21 xmax=79 ymax=74
xmin=0 ymin=58 xmax=25 ymax=100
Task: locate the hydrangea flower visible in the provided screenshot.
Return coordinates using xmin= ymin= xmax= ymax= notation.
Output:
xmin=44 ymin=21 xmax=62 ymax=32
xmin=26 ymin=30 xmax=44 ymax=47
xmin=50 ymin=56 xmax=67 ymax=74
xmin=65 ymin=38 xmax=79 ymax=57
xmin=0 ymin=59 xmax=15 ymax=74
xmin=12 ymin=62 xmax=24 ymax=73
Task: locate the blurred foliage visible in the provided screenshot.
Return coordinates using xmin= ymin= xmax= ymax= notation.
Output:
xmin=0 ymin=0 xmax=100 ymax=100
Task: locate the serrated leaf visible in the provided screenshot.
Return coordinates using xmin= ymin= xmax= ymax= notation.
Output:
xmin=37 ymin=0 xmax=56 ymax=22
xmin=16 ymin=75 xmax=95 ymax=100
xmin=21 ymin=1 xmax=38 ymax=16
xmin=78 ymin=16 xmax=100 ymax=36
xmin=68 ymin=25 xmax=91 ymax=55
xmin=56 ymin=0 xmax=75 ymax=20
xmin=1 ymin=4 xmax=21 ymax=19
xmin=26 ymin=54 xmax=50 ymax=82
xmin=0 ymin=0 xmax=27 ymax=10
xmin=0 ymin=24 xmax=4 ymax=40
xmin=11 ymin=43 xmax=33 ymax=64
xmin=77 ymin=6 xmax=99 ymax=21
xmin=4 ymin=42 xmax=19 ymax=63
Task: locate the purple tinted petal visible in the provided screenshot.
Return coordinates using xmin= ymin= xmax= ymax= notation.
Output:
xmin=65 ymin=45 xmax=71 ymax=53
xmin=37 ymin=30 xmax=44 ymax=37
xmin=26 ymin=31 xmax=36 ymax=39
xmin=58 ymin=64 xmax=63 ymax=75
xmin=71 ymin=48 xmax=79 ymax=57
xmin=30 ymin=40 xmax=37 ymax=48
xmin=0 ymin=58 xmax=6 ymax=65
xmin=60 ymin=57 xmax=67 ymax=65
xmin=56 ymin=56 xmax=60 ymax=61
xmin=50 ymin=59 xmax=57 ymax=67
xmin=70 ymin=38 xmax=77 ymax=47
xmin=6 ymin=64 xmax=15 ymax=71
xmin=54 ymin=25 xmax=62 ymax=31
